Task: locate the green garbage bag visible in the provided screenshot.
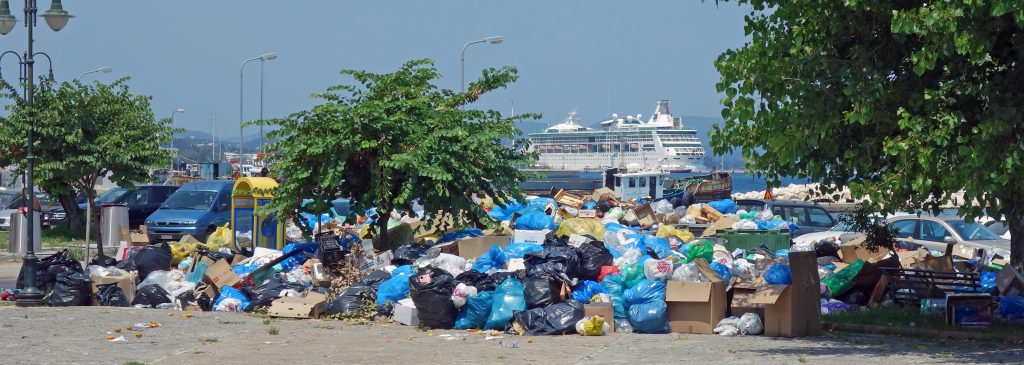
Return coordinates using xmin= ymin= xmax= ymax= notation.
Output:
xmin=822 ymin=259 xmax=864 ymax=296
xmin=621 ymin=263 xmax=645 ymax=289
xmin=683 ymin=240 xmax=714 ymax=264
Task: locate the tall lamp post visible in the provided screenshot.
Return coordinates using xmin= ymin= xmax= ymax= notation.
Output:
xmin=0 ymin=0 xmax=73 ymax=308
xmin=169 ymin=108 xmax=185 ymax=171
xmin=460 ymin=36 xmax=502 ymax=93
xmin=239 ymin=52 xmax=276 ymax=161
xmin=76 ymin=66 xmax=110 ymax=81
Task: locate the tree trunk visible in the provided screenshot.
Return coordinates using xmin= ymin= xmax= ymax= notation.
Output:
xmin=56 ymin=191 xmax=84 ymax=232
xmin=374 ymin=208 xmax=390 ymax=252
xmin=1008 ymin=202 xmax=1024 ymax=272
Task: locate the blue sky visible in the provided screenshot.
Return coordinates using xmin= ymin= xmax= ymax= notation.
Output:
xmin=2 ymin=1 xmax=750 ymax=136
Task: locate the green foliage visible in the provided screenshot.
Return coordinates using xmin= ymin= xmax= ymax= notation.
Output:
xmin=711 ymin=1 xmax=1024 ymax=266
xmin=255 ymin=59 xmax=536 ymax=235
xmin=0 ymin=77 xmax=178 ymax=221
xmin=838 ymin=207 xmax=896 ymax=253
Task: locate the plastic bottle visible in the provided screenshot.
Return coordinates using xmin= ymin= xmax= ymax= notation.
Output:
xmin=616 ymin=319 xmax=633 ymax=333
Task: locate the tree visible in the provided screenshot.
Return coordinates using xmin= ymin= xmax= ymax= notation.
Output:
xmin=256 ymin=59 xmax=536 ymax=248
xmin=0 ymin=77 xmax=177 ymax=231
xmin=711 ymin=1 xmax=1024 ymax=268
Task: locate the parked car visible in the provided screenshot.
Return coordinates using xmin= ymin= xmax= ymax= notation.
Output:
xmin=0 ymin=190 xmax=19 ymax=230
xmin=145 ymin=180 xmax=234 ymax=243
xmin=77 ymin=186 xmax=179 ymax=228
xmin=0 ymin=190 xmax=63 ymax=230
xmin=734 ymin=199 xmax=837 ymax=236
xmin=885 ymin=215 xmax=1010 ymax=261
xmin=77 ymin=187 xmax=131 ymax=211
xmin=981 ymin=218 xmax=1012 ymax=239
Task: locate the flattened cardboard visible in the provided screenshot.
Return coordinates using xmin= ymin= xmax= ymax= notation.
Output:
xmin=230 ymin=253 xmax=250 ymax=266
xmin=203 ymin=259 xmax=241 ymax=289
xmin=457 ymin=235 xmax=512 ymax=259
xmin=839 ymin=236 xmax=891 ymax=263
xmin=90 ymin=271 xmax=138 ymax=306
xmin=267 ymin=291 xmax=328 ymax=319
xmin=998 ymin=267 xmax=1024 ymax=297
xmin=750 ymin=251 xmax=822 ymax=337
xmin=666 ymin=259 xmax=726 ymax=334
xmin=512 ymin=229 xmax=550 ymax=245
xmin=584 ymin=303 xmax=616 ymax=332
xmin=702 ymin=216 xmax=739 ymax=237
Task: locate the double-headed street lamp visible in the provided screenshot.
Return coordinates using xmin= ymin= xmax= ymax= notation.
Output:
xmin=239 ymin=52 xmax=276 ymax=159
xmin=460 ymin=36 xmax=502 ymax=93
xmin=0 ymin=0 xmax=73 ymax=308
xmin=76 ymin=66 xmax=111 ymax=81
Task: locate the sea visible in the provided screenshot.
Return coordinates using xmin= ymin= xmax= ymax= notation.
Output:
xmin=523 ymin=170 xmax=813 ymax=194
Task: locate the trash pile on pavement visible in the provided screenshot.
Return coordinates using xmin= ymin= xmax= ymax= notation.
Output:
xmin=5 ymin=188 xmax=1022 ymax=336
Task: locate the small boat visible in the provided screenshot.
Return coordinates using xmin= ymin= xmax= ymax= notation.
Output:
xmin=663 ymin=171 xmax=732 ymax=203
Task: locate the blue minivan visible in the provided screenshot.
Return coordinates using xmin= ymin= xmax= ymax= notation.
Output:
xmin=146 ymin=180 xmax=234 ymax=243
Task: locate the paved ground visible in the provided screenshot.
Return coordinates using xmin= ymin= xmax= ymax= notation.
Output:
xmin=0 ymin=306 xmax=1022 ymax=365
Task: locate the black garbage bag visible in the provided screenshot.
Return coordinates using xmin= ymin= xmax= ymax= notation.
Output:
xmin=391 ymin=243 xmax=431 ymax=266
xmin=48 ymin=270 xmax=91 ymax=307
xmin=197 ymin=246 xmax=235 ymax=263
xmin=196 ymin=291 xmax=213 ymax=311
xmin=524 ymin=245 xmax=581 ymax=279
xmin=17 ymin=249 xmax=82 ymax=290
xmin=357 ymin=270 xmax=393 ymax=292
xmin=523 ymin=271 xmax=570 ymax=309
xmin=512 ymin=300 xmax=584 ymax=336
xmin=132 ymin=284 xmax=172 ymax=307
xmin=253 ymin=275 xmax=308 ymax=307
xmin=409 ymin=267 xmax=457 ymax=329
xmin=90 ymin=254 xmax=118 ymax=267
xmin=129 ymin=243 xmax=172 ymax=284
xmin=326 ymin=284 xmax=375 ymax=315
xmin=96 ymin=283 xmax=130 ymax=307
xmin=577 ymin=241 xmax=613 ymax=281
xmin=474 ymin=271 xmax=510 ymax=292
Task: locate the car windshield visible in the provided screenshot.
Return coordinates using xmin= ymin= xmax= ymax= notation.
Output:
xmin=948 ymin=220 xmax=1002 ymax=241
xmin=0 ymin=192 xmax=17 ymax=208
xmin=161 ymin=191 xmax=217 ymax=210
xmin=96 ymin=188 xmax=129 ymax=204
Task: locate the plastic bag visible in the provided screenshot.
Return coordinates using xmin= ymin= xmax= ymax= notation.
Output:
xmin=600 ymin=274 xmax=627 ymax=322
xmin=131 ymin=243 xmax=172 ymax=284
xmin=392 ymin=244 xmax=431 ymax=266
xmin=169 ymin=242 xmax=197 ymax=266
xmin=377 ymin=265 xmax=417 ymax=306
xmin=576 ymin=315 xmax=611 ymax=336
xmin=577 ymin=241 xmax=614 ymax=280
xmin=452 ymin=283 xmax=478 ymax=308
xmin=713 ymin=316 xmax=741 ymax=336
xmin=999 ymin=296 xmax=1024 ymax=320
xmin=598 ymin=266 xmax=620 ymax=283
xmin=571 ymin=280 xmax=607 ymax=303
xmin=471 ymin=245 xmax=508 ymax=272
xmin=410 ymin=267 xmax=458 ymax=329
xmin=643 ymin=259 xmax=673 ymax=281
xmin=710 ymin=261 xmax=732 ymax=284
xmin=671 ymin=263 xmax=707 ymax=282
xmin=279 ymin=242 xmax=318 ymax=272
xmin=207 ymin=224 xmax=233 ymax=250
xmin=764 ymin=262 xmax=793 ymax=285
xmin=254 ymin=274 xmax=307 ymax=307
xmin=821 ymin=259 xmax=864 ymax=296
xmin=554 ymin=218 xmax=606 ymax=239
xmin=454 ymin=291 xmax=495 ymax=329
xmin=422 ymin=253 xmax=468 ymax=278
xmin=488 ymin=201 xmax=526 ymax=222
xmin=731 ymin=259 xmax=756 ymax=279
xmin=513 ymin=299 xmax=584 ymax=336
xmin=326 ymin=284 xmax=375 ymax=315
xmin=623 ymin=279 xmax=670 ymax=333
xmin=95 ymin=283 xmax=130 ymax=307
xmin=358 ymin=270 xmax=393 ymax=292
xmin=621 ymin=263 xmax=646 ymax=288
xmin=438 ymin=228 xmax=484 ymax=244
xmin=714 ymin=314 xmax=762 ymax=336
xmin=524 ymin=272 xmax=570 ymax=309
xmin=214 ymin=286 xmax=250 ymax=312
xmin=485 ymin=278 xmax=527 ymax=330
xmin=683 ymin=240 xmax=714 ymax=264
xmin=515 ymin=210 xmax=556 ymax=230
xmin=524 ymin=245 xmax=581 ymax=279
xmin=132 ymin=284 xmax=172 ymax=308
xmin=503 ymin=243 xmax=543 ymax=259
xmin=655 ymin=225 xmax=695 ymax=244
xmin=707 ymin=199 xmax=738 ymax=214
xmin=981 ymin=271 xmax=997 ymax=292
xmin=49 ymin=271 xmax=91 ymax=307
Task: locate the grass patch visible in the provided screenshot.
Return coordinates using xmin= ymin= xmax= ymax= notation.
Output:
xmin=267 ymin=327 xmax=279 ymax=335
xmin=2 ymin=323 xmax=11 ymax=328
xmin=262 ymin=319 xmax=271 ymax=325
xmin=824 ymin=307 xmax=1024 ymax=343
xmin=0 ymin=223 xmax=96 ymax=252
xmin=123 ymin=362 xmax=147 ymax=365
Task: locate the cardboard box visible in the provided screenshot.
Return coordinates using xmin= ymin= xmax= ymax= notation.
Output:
xmin=897 ymin=248 xmax=953 ymax=271
xmin=267 ymin=291 xmax=328 ymax=319
xmin=457 ymin=235 xmax=512 ymax=259
xmin=749 ymin=251 xmax=822 ymax=337
xmin=588 ymin=187 xmax=618 ymax=202
xmin=584 ymin=303 xmax=616 ymax=332
xmin=633 ymin=203 xmax=658 ymax=228
xmin=951 ymin=244 xmax=981 ymax=261
xmin=512 ymin=229 xmax=550 ymax=245
xmin=90 ymin=271 xmax=138 ymax=306
xmin=666 ymin=259 xmax=727 ymax=334
xmin=203 ymin=259 xmax=241 ymax=289
xmin=230 ymin=252 xmax=250 ymax=266
xmin=839 ymin=236 xmax=891 ymax=264
xmin=392 ymin=298 xmax=420 ymax=326
xmin=702 ymin=216 xmax=739 ymax=237
xmin=997 ymin=267 xmax=1024 ymax=296
xmin=577 ymin=210 xmax=597 ymax=219
xmin=729 ymin=278 xmax=766 ymax=319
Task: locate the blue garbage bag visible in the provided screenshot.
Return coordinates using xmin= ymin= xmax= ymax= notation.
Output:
xmin=528 ymin=197 xmax=558 ymax=210
xmin=707 ymin=199 xmax=738 ymax=214
xmin=503 ymin=242 xmax=543 ymax=259
xmin=999 ymin=296 xmax=1024 ymax=319
xmin=214 ymin=286 xmax=252 ymax=312
xmin=774 ymin=249 xmax=790 ymax=261
xmin=454 ymin=291 xmax=495 ymax=329
xmin=515 ymin=210 xmax=556 ymax=230
xmin=337 ymin=231 xmax=360 ymax=249
xmin=601 ymin=274 xmax=627 ymax=321
xmin=605 ymin=223 xmax=634 ymax=234
xmin=279 ymin=242 xmax=319 ymax=272
xmin=485 ymin=278 xmax=527 ymax=330
xmin=471 ymin=245 xmax=508 ymax=272
xmin=764 ymin=262 xmax=792 ymax=285
xmin=786 ymin=223 xmax=801 ymax=233
xmin=232 ymin=263 xmax=261 ymax=277
xmin=644 ymin=237 xmax=673 ymax=260
xmin=571 ymin=280 xmax=607 ymax=303
xmin=623 ymin=279 xmax=670 ymax=333
xmin=757 ymin=219 xmax=786 ymax=230
xmin=583 ymin=201 xmax=597 ymax=209
xmin=488 ymin=202 xmax=526 ymax=221
xmin=438 ymin=229 xmax=484 ymax=244
xmin=981 ymin=271 xmax=997 ymax=292
xmin=376 ymin=265 xmax=415 ymax=306
xmin=710 ymin=261 xmax=732 ymax=284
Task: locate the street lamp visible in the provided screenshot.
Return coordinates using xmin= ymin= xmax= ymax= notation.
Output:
xmin=460 ymin=36 xmax=502 ymax=93
xmin=76 ymin=66 xmax=111 ymax=81
xmin=0 ymin=0 xmax=73 ymax=308
xmin=169 ymin=108 xmax=185 ymax=171
xmin=239 ymin=52 xmax=276 ymax=160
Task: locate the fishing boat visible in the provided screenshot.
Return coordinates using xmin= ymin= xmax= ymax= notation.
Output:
xmin=663 ymin=171 xmax=733 ymax=203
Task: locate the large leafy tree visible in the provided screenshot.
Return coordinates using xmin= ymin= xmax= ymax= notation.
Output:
xmin=0 ymin=77 xmax=177 ymax=230
xmin=711 ymin=1 xmax=1024 ymax=267
xmin=257 ymin=59 xmax=535 ymax=247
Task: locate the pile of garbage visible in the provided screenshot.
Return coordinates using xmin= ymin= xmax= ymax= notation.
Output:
xmin=8 ymin=188 xmax=1021 ymax=335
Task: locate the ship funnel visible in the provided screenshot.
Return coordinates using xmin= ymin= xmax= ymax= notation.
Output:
xmin=656 ymin=100 xmax=670 ymax=115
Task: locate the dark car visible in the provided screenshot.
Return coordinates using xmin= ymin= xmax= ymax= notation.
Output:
xmin=734 ymin=199 xmax=837 ymax=236
xmin=90 ymin=186 xmax=180 ymax=228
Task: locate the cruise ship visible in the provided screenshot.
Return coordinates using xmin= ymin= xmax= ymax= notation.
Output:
xmin=526 ymin=100 xmax=706 ymax=172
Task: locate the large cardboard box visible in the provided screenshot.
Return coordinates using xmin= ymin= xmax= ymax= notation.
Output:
xmin=998 ymin=267 xmax=1024 ymax=296
xmin=665 ymin=259 xmax=727 ymax=334
xmin=457 ymin=235 xmax=512 ymax=259
xmin=749 ymin=251 xmax=822 ymax=337
xmin=512 ymin=229 xmax=551 ymax=245
xmin=584 ymin=303 xmax=616 ymax=332
xmin=729 ymin=278 xmax=766 ymax=319
xmin=839 ymin=236 xmax=891 ymax=264
xmin=267 ymin=291 xmax=328 ymax=319
xmin=203 ymin=259 xmax=241 ymax=289
xmin=951 ymin=244 xmax=980 ymax=261
xmin=634 ymin=203 xmax=658 ymax=228
xmin=90 ymin=271 xmax=138 ymax=306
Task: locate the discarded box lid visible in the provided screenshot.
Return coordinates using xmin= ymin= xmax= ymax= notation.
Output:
xmin=748 ymin=284 xmax=791 ymax=305
xmin=267 ymin=291 xmax=328 ymax=319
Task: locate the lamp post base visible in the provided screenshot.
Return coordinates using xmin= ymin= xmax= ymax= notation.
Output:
xmin=15 ymin=255 xmax=44 ymax=307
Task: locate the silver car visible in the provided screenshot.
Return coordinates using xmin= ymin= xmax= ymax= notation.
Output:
xmin=885 ymin=215 xmax=1010 ymax=262
xmin=0 ymin=190 xmax=20 ymax=230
